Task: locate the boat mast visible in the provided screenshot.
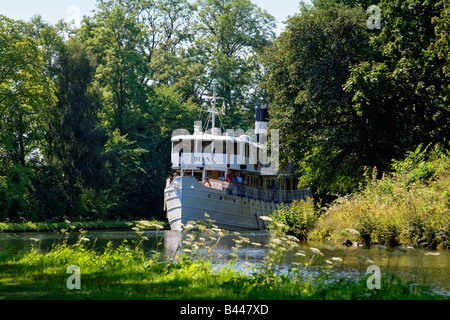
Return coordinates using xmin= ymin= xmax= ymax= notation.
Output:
xmin=211 ymin=79 xmax=218 ymax=129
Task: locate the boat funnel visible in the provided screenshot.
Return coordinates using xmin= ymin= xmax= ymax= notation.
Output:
xmin=255 ymin=106 xmax=269 ymax=143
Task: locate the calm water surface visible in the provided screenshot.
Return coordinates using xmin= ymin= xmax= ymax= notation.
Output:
xmin=1 ymin=230 xmax=448 ymax=295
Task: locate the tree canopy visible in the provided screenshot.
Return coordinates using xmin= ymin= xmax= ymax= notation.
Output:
xmin=263 ymin=0 xmax=449 ymax=196
xmin=0 ymin=0 xmax=276 ymax=222
xmin=0 ymin=0 xmax=448 ymax=221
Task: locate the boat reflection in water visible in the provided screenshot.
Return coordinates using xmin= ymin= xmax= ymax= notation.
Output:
xmin=163 ymin=229 xmax=271 ymax=262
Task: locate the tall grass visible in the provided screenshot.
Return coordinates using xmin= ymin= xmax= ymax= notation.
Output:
xmin=310 ymin=145 xmax=450 ymax=249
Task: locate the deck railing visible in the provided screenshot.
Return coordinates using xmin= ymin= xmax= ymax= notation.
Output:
xmin=209 ymin=179 xmax=312 ymax=203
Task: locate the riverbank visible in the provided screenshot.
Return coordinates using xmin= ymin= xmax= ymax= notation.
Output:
xmin=0 ymin=232 xmax=446 ymax=300
xmin=0 ymin=219 xmax=168 ymax=233
xmin=272 ymin=147 xmax=450 ymax=249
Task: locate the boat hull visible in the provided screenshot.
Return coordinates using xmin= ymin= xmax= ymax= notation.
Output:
xmin=165 ymin=177 xmax=294 ymax=231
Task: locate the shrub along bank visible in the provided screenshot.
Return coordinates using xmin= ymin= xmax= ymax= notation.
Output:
xmin=0 ymin=220 xmax=167 ymax=233
xmin=272 ymin=146 xmax=450 ymax=249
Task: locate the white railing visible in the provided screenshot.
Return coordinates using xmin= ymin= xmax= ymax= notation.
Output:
xmin=209 ymin=179 xmax=312 ymax=203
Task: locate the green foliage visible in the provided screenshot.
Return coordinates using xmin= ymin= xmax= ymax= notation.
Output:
xmin=0 ymin=162 xmax=37 ymax=221
xmin=268 ymin=198 xmax=319 ymax=241
xmin=263 ymin=0 xmax=450 ymax=197
xmin=1 ymin=0 xmax=449 ymax=225
xmin=194 ymin=0 xmax=276 ymax=129
xmin=344 ymin=0 xmax=449 ymax=183
xmin=310 ymin=146 xmax=450 ymax=249
xmin=262 ymin=0 xmax=371 ymax=195
xmin=0 ymin=219 xmax=166 ymax=233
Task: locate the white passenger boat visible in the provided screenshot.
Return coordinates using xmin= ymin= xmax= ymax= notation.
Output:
xmin=164 ymin=81 xmax=313 ymax=231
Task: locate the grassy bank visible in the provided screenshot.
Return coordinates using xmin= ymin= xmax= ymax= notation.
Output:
xmin=309 ymin=146 xmax=449 ymax=249
xmin=272 ymin=146 xmax=450 ymax=249
xmin=0 ymin=219 xmax=168 ymax=233
xmin=0 ymin=227 xmax=446 ymax=300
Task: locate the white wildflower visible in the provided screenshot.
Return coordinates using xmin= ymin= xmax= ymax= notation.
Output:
xmin=358 ymin=255 xmax=375 ymax=264
xmin=310 ymin=248 xmax=323 ymax=256
xmin=331 ymin=257 xmax=343 ymax=262
xmin=424 ymin=252 xmax=440 ymax=256
xmin=286 ymin=235 xmax=300 ymax=242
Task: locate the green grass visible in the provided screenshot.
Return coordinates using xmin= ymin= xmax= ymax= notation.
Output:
xmin=0 ymin=226 xmax=447 ymax=300
xmin=0 ymin=219 xmax=168 ymax=233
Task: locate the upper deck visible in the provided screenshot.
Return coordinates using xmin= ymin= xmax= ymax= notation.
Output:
xmin=171 ymin=130 xmax=277 ymax=175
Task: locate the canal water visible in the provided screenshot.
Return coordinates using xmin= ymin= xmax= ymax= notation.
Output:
xmin=0 ymin=230 xmax=448 ymax=295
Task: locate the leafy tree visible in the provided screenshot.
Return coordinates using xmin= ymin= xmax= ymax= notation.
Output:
xmin=432 ymin=3 xmax=449 ymax=76
xmin=345 ymin=0 xmax=449 ymax=175
xmin=79 ymin=0 xmax=201 ymax=218
xmin=262 ymin=1 xmax=371 ymax=195
xmin=86 ymin=0 xmax=149 ymax=135
xmin=193 ymin=0 xmax=276 ymax=129
xmin=0 ymin=16 xmax=57 ymax=167
xmin=264 ymin=0 xmax=449 ymax=198
xmin=136 ymin=0 xmax=195 ymax=87
xmin=47 ymin=37 xmax=109 ymax=219
xmin=0 ymin=16 xmax=57 ymax=221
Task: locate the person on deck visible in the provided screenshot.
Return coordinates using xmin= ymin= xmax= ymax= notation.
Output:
xmin=226 ymin=170 xmax=232 ymax=182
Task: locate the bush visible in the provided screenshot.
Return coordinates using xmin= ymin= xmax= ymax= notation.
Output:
xmin=268 ymin=198 xmax=319 ymax=241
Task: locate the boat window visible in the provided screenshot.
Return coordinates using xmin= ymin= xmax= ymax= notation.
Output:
xmin=213 ymin=141 xmax=224 ymax=154
xmin=202 ymin=140 xmax=212 ymax=152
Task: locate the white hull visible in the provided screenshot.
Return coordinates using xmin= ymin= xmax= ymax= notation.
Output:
xmin=164 ymin=177 xmax=310 ymax=231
